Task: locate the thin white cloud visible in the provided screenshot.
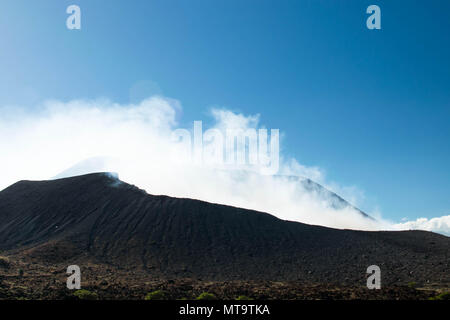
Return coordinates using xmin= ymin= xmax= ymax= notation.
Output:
xmin=393 ymin=216 xmax=450 ymax=236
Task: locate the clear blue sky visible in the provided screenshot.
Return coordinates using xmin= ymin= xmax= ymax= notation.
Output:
xmin=0 ymin=0 xmax=449 ymax=221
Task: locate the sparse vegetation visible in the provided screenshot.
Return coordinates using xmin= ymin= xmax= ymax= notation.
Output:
xmin=18 ymin=269 xmax=24 ymax=277
xmin=196 ymin=292 xmax=217 ymax=300
xmin=73 ymin=289 xmax=98 ymax=300
xmin=1 ymin=174 xmax=449 ymax=301
xmin=0 ymin=256 xmax=10 ymax=268
xmin=145 ymin=290 xmax=166 ymax=300
xmin=429 ymin=292 xmax=450 ymax=301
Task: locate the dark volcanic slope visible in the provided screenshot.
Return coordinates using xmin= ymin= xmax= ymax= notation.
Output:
xmin=0 ymin=173 xmax=448 ymax=285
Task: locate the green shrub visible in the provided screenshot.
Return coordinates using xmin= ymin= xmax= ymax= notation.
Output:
xmin=196 ymin=292 xmax=217 ymax=300
xmin=429 ymin=292 xmax=450 ymax=301
xmin=73 ymin=289 xmax=98 ymax=300
xmin=145 ymin=290 xmax=166 ymax=300
xmin=18 ymin=269 xmax=24 ymax=277
xmin=407 ymin=282 xmax=417 ymax=288
xmin=236 ymin=295 xmax=253 ymax=300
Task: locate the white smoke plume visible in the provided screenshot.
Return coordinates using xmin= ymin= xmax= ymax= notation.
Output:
xmin=0 ymin=96 xmax=448 ymax=235
xmin=393 ymin=216 xmax=450 ymax=236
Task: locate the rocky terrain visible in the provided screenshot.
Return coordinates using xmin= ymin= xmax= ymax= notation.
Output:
xmin=0 ymin=173 xmax=449 ymax=299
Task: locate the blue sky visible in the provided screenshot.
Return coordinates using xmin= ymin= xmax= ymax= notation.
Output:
xmin=0 ymin=0 xmax=449 ymax=222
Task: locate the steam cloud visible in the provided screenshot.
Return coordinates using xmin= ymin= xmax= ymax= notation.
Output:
xmin=0 ymin=96 xmax=448 ymax=236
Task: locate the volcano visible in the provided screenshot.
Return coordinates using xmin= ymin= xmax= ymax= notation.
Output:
xmin=0 ymin=173 xmax=448 ymax=286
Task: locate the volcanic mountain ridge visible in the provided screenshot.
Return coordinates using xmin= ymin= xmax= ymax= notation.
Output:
xmin=0 ymin=173 xmax=448 ymax=286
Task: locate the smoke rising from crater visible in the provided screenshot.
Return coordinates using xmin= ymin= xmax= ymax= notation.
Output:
xmin=0 ymin=96 xmax=448 ymax=235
